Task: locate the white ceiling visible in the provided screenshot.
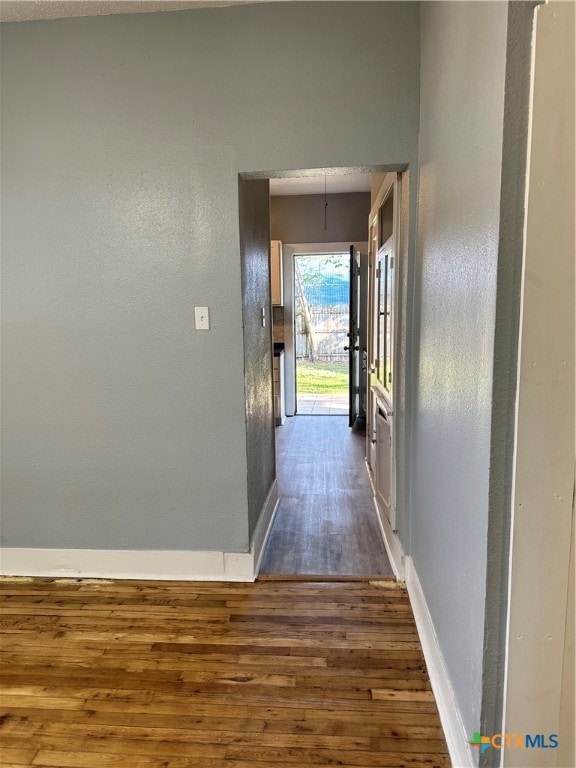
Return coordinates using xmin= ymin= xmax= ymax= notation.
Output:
xmin=270 ymin=173 xmax=371 ymax=197
xmin=0 ymin=1 xmax=257 ymax=23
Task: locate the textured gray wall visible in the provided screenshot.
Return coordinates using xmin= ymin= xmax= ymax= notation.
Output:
xmin=270 ymin=193 xmax=370 ymax=244
xmin=0 ymin=2 xmax=420 ymax=552
xmin=411 ymin=0 xmax=508 ymax=744
xmin=239 ymin=179 xmax=275 ymax=538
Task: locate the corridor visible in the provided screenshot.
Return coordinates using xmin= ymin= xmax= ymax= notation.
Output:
xmin=260 ymin=416 xmax=393 ymax=577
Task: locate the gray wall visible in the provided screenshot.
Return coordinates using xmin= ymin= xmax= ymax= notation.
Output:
xmin=271 ymin=193 xmax=370 ymax=244
xmin=0 ymin=2 xmax=420 ymax=552
xmin=411 ymin=0 xmax=508 ymax=745
xmin=239 ymin=179 xmax=275 ymax=538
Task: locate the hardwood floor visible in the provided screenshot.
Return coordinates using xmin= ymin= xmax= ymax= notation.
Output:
xmin=260 ymin=416 xmax=393 ymax=577
xmin=0 ymin=577 xmax=449 ymax=767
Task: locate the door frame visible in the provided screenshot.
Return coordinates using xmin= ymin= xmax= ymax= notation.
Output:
xmin=348 ymin=244 xmax=362 ymax=428
xmin=366 ymin=173 xmax=401 ymax=532
xmin=281 ymin=241 xmax=369 ymax=416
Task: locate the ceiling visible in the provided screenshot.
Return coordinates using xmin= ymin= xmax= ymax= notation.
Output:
xmin=270 ymin=174 xmax=371 ymax=197
xmin=0 ymin=1 xmax=257 ymax=23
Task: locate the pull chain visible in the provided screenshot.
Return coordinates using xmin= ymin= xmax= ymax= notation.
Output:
xmin=324 ymin=176 xmax=328 ymax=231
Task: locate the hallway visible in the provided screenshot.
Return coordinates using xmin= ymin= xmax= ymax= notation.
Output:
xmin=260 ymin=416 xmax=393 ymax=577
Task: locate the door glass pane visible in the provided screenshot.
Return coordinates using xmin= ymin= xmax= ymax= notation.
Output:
xmin=375 ymin=248 xmax=392 ymax=397
xmin=377 ymin=253 xmax=385 ymax=386
xmin=384 ymin=251 xmax=393 ymax=396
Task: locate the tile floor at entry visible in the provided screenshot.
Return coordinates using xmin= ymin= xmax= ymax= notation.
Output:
xmin=296 ymin=393 xmax=348 ymax=415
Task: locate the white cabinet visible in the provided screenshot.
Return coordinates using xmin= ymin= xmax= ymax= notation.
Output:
xmin=375 ymin=405 xmax=393 ymax=528
xmin=270 ymin=240 xmax=283 ymax=306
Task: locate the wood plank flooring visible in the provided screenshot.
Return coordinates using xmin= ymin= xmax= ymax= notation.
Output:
xmin=260 ymin=416 xmax=393 ymax=577
xmin=0 ymin=577 xmax=450 ymax=767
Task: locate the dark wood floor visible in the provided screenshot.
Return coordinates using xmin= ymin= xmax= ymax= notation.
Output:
xmin=0 ymin=577 xmax=450 ymax=767
xmin=260 ymin=416 xmax=393 ymax=577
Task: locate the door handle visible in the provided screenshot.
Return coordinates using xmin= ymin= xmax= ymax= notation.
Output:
xmin=344 ymin=346 xmax=359 ymax=351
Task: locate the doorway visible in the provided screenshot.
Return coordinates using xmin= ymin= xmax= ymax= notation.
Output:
xmin=239 ymin=167 xmax=406 ymax=580
xmin=254 ymin=169 xmax=397 ymax=578
xmin=281 ymin=241 xmax=368 ymax=428
xmin=294 ymin=252 xmax=349 ymax=417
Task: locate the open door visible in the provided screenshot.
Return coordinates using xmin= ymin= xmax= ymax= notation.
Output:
xmin=347 ymin=245 xmax=361 ymax=427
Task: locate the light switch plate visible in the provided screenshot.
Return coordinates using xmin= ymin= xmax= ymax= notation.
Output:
xmin=195 ymin=306 xmax=210 ymax=330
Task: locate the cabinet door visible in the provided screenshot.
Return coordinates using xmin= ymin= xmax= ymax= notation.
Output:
xmin=270 ymin=240 xmax=283 ymax=305
xmin=375 ymin=408 xmax=394 ymax=529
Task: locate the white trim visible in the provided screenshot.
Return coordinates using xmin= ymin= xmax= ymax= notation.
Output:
xmin=251 ymin=479 xmax=279 ymax=576
xmin=373 ymin=390 xmax=397 ymax=533
xmin=503 ymin=5 xmax=575 ymax=757
xmin=368 ymin=172 xmax=396 ymax=223
xmin=223 ymin=552 xmax=255 ymax=582
xmin=0 ymin=482 xmax=281 ymax=583
xmin=405 ymin=556 xmax=473 ymax=768
xmin=501 ymin=8 xmax=538 ymax=746
xmin=366 ymin=459 xmax=405 ymax=580
xmin=0 ymin=547 xmax=255 ymax=582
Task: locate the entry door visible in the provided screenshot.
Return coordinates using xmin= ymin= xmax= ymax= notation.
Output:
xmin=347 ymin=245 xmax=361 ymax=427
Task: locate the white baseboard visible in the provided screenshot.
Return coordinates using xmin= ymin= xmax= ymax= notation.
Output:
xmin=373 ymin=499 xmax=406 ymax=581
xmin=251 ymin=479 xmax=279 ymax=576
xmin=405 ymin=556 xmax=473 ymax=768
xmin=365 ymin=460 xmax=406 ymax=580
xmin=0 ymin=482 xmax=281 ymax=583
xmin=0 ymin=547 xmax=255 ymax=582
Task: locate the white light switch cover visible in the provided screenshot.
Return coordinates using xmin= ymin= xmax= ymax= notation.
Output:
xmin=194 ymin=306 xmax=210 ymax=330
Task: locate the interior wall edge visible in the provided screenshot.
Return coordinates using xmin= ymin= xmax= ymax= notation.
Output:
xmin=479 ymin=4 xmax=539 ymax=762
xmin=501 ymin=0 xmax=575 ymax=763
xmin=238 ymin=177 xmax=275 ymax=541
xmin=251 ymin=479 xmax=280 ymax=577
